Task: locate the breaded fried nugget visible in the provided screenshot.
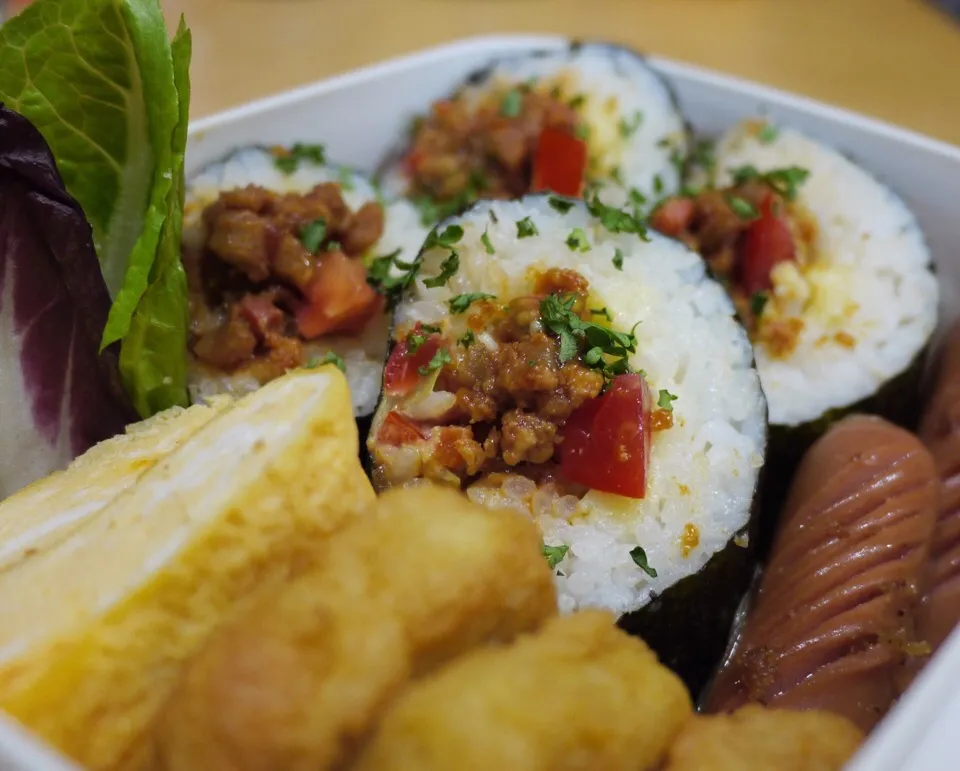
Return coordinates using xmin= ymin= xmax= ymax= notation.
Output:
xmin=154 ymin=484 xmax=557 ymax=771
xmin=663 ymin=705 xmax=863 ymax=771
xmin=353 ymin=610 xmax=693 ymax=771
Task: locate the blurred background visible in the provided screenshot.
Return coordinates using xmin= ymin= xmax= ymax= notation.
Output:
xmin=5 ymin=0 xmax=960 ymax=143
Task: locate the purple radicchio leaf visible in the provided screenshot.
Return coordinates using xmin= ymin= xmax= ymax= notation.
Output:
xmin=0 ymin=104 xmax=136 ymax=498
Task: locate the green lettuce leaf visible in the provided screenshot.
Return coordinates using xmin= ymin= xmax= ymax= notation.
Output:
xmin=118 ymin=18 xmax=191 ymax=417
xmin=0 ymin=0 xmax=192 ymax=417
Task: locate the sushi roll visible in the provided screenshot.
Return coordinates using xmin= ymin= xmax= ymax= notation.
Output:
xmin=378 ymin=42 xmax=689 ymax=225
xmin=182 ymin=145 xmax=427 ymax=418
xmin=365 ymin=193 xmax=767 ymax=692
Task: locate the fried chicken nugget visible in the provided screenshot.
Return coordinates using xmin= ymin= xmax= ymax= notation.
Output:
xmin=153 ymin=484 xmax=557 ymax=771
xmin=663 ymin=705 xmax=864 ymax=771
xmin=353 ymin=610 xmax=693 ymax=771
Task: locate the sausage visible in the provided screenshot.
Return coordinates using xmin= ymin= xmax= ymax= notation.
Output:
xmin=705 ymin=415 xmax=939 ymax=732
xmin=916 ymin=322 xmax=960 ymax=657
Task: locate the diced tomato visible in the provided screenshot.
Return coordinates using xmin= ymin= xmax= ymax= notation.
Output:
xmin=531 ymin=128 xmax=588 ymax=198
xmin=383 ymin=324 xmax=443 ymax=396
xmin=402 ymin=149 xmax=423 ymax=176
xmin=737 ymin=194 xmax=796 ymax=295
xmin=237 ymin=293 xmax=283 ymax=342
xmin=650 ymin=197 xmax=696 ymax=237
xmin=295 ymin=251 xmax=382 ymax=339
xmin=377 ymin=411 xmax=426 ymax=446
xmin=559 ymin=373 xmax=651 ymax=499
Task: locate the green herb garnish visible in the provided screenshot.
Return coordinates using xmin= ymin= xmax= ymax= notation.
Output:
xmin=691 ymin=138 xmax=716 ymax=175
xmin=406 ymin=324 xmax=441 ymax=354
xmin=750 ymin=292 xmax=769 ymax=317
xmin=539 ymin=294 xmax=637 ymax=382
xmin=728 ymin=196 xmax=757 ymax=219
xmin=500 ymin=89 xmax=522 ymax=117
xmin=730 ymin=165 xmax=809 ymax=202
xmin=299 ymin=218 xmax=327 ymax=254
xmin=424 ymin=252 xmax=459 ymax=288
xmin=549 ymin=196 xmax=575 ymax=213
xmin=566 ymin=228 xmax=590 ymax=252
xmin=337 ymin=166 xmax=355 ymax=191
xmin=417 ymin=347 xmax=451 ymax=376
xmin=481 ymin=229 xmax=496 ymax=254
xmin=657 ymin=389 xmax=678 ymax=411
xmin=757 ymin=122 xmax=779 ymax=144
xmin=367 ymin=249 xmax=420 ymax=310
xmin=274 ymin=143 xmax=326 ymax=174
xmin=543 ymin=543 xmax=570 ymax=569
xmin=585 ymin=195 xmax=649 ymax=239
xmin=630 ymin=546 xmax=658 ymax=578
xmin=449 ymin=292 xmax=496 ymax=314
xmin=653 ymin=174 xmax=664 ymax=196
xmin=569 ymin=93 xmax=586 ymax=109
xmin=590 ymin=307 xmax=612 ymax=321
xmin=424 ymin=224 xmax=464 ymax=251
xmin=613 ymin=248 xmax=625 ymax=271
xmin=619 ymin=111 xmax=643 ymax=138
xmin=304 ymin=351 xmax=346 ymax=373
xmin=575 ymin=123 xmax=591 ymax=141
xmin=516 ymin=217 xmax=539 ymax=238
xmin=610 ymin=166 xmax=625 ymax=186
xmin=458 ymin=330 xmax=476 ymax=348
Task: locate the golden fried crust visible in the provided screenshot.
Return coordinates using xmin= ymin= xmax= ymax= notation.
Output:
xmin=663 ymin=705 xmax=863 ymax=771
xmin=154 ymin=484 xmax=557 ymax=771
xmin=353 ymin=610 xmax=693 ymax=771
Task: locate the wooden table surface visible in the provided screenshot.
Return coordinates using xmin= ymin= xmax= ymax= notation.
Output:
xmin=161 ymin=0 xmax=960 ymax=146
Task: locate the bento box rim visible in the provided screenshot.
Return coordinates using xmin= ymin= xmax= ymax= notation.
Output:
xmin=0 ymin=31 xmax=958 ymax=771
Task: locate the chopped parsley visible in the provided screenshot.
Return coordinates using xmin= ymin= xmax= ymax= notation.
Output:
xmin=481 ymin=229 xmax=496 ymax=254
xmin=549 ymin=196 xmax=576 ymax=213
xmin=304 ymin=351 xmax=346 ymax=373
xmin=619 ymin=111 xmax=643 ymax=138
xmin=412 ymin=171 xmax=487 ymax=226
xmin=516 ymin=217 xmax=539 ymax=238
xmin=299 ymin=218 xmax=327 ymax=254
xmin=691 ymin=138 xmax=717 ymax=181
xmin=566 ymin=228 xmax=590 ymax=252
xmin=653 ymin=174 xmax=665 ymax=196
xmin=422 ymin=225 xmax=465 ymax=288
xmin=337 ymin=167 xmax=355 ymax=191
xmin=575 ymin=123 xmax=591 ymax=141
xmin=613 ymin=248 xmax=624 ymax=271
xmin=500 ymin=89 xmax=522 ymax=117
xmin=756 ymin=122 xmax=779 ymax=144
xmin=417 ymin=348 xmax=451 ymax=376
xmin=449 ymin=292 xmax=496 ymax=314
xmin=730 ymin=164 xmax=810 ymax=202
xmin=669 ymin=147 xmax=685 ymax=178
xmin=630 ymin=546 xmax=658 ymax=578
xmin=750 ymin=292 xmax=769 ymax=317
xmin=569 ymin=93 xmax=586 ymax=109
xmin=406 ymin=324 xmax=441 ymax=354
xmin=610 ymin=166 xmax=625 ymax=186
xmin=424 ymin=252 xmax=459 ymax=288
xmin=657 ymin=389 xmax=678 ymax=411
xmin=543 ymin=543 xmax=570 ymax=569
xmin=590 ymin=307 xmax=612 ymax=321
xmin=273 ymin=143 xmax=326 ymax=174
xmin=327 ymin=240 xmax=342 ymax=252
xmin=585 ymin=195 xmax=649 ymax=239
xmin=728 ymin=196 xmax=757 ymax=219
xmin=367 ymin=249 xmax=419 ymax=310
xmin=539 ymin=293 xmax=638 ymax=382
xmin=458 ymin=330 xmax=476 ymax=348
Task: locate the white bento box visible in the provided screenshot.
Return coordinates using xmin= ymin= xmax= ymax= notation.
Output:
xmin=2 ymin=34 xmax=959 ymax=771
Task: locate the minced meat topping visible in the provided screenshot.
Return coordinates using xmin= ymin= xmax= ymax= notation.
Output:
xmin=403 ymin=83 xmax=586 ymax=222
xmin=373 ymin=268 xmax=673 ymax=493
xmin=185 ymin=182 xmax=385 ymax=381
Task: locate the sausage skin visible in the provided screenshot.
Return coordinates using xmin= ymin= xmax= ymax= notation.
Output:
xmin=706 ymin=415 xmax=939 ymax=732
xmin=917 ymin=323 xmax=960 ymax=657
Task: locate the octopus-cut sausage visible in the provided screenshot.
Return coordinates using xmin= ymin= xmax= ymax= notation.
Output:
xmin=706 ymin=415 xmax=938 ymax=732
xmin=917 ymin=323 xmax=960 ymax=657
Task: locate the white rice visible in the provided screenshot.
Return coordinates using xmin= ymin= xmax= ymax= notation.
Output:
xmin=380 ymin=43 xmax=688 ymax=213
xmin=183 ymin=146 xmax=427 ymax=416
xmin=390 ymin=196 xmax=766 ymax=616
xmin=712 ymin=120 xmax=939 ymax=427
